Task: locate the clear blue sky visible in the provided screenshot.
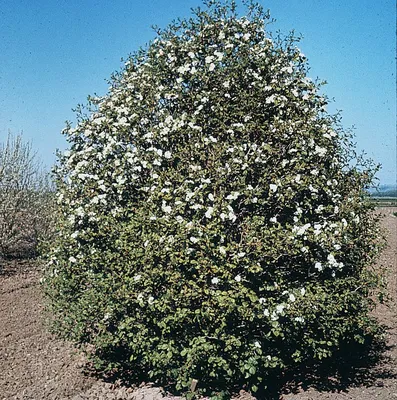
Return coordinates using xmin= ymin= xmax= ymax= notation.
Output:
xmin=0 ymin=0 xmax=395 ymax=184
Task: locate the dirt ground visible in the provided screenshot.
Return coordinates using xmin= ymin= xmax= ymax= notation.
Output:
xmin=0 ymin=208 xmax=396 ymax=400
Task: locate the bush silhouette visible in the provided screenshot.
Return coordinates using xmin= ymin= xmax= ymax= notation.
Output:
xmin=44 ymin=1 xmax=384 ymax=397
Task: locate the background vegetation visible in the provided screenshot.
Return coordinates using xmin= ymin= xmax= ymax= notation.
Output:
xmin=0 ymin=132 xmax=54 ymax=265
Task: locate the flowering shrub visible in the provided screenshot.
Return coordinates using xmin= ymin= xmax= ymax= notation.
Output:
xmin=44 ymin=1 xmax=384 ymax=397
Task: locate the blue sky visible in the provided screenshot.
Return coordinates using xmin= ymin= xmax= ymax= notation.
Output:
xmin=0 ymin=0 xmax=395 ymax=184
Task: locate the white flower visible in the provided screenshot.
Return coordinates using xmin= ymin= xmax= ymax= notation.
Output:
xmin=69 ymin=256 xmax=77 ymax=263
xmin=133 ymin=274 xmax=141 ymax=281
xmin=214 ymin=50 xmax=224 ymax=60
xmin=266 ymin=94 xmax=275 ymax=104
xmin=269 ymin=184 xmax=278 ymax=192
xmin=164 ymin=151 xmax=172 ymax=159
xmin=315 ymin=205 xmax=324 ymax=213
xmin=211 ymin=277 xmax=219 ymax=284
xmin=313 ymin=224 xmax=322 ymax=235
xmin=294 ymin=316 xmax=304 ymax=323
xmin=237 ymin=252 xmax=246 ymax=258
xmin=276 ymin=304 xmax=285 ymax=314
xmin=148 ymin=296 xmax=155 ymax=305
xmin=254 ymin=341 xmax=261 ymax=348
xmin=270 ymin=216 xmax=277 ymax=223
xmin=226 ymin=191 xmax=240 ymax=200
xmin=271 ymin=313 xmax=279 ymax=321
xmin=228 ymin=210 xmax=237 ymax=222
xmin=293 ymin=223 xmax=310 ymax=236
xmin=327 ymin=254 xmax=336 ymax=265
xmin=315 ymin=145 xmax=327 ymax=157
xmin=205 ymin=207 xmax=214 ymax=219
xmin=176 ymin=215 xmax=184 ymax=223
xmin=309 ymin=184 xmax=318 ymax=193
xmin=263 ymin=308 xmax=270 ymax=317
xmin=234 ymin=274 xmax=241 ymax=282
xmin=185 ymin=221 xmax=193 ymax=229
xmin=185 ymin=191 xmax=195 ymax=201
xmin=208 ymin=63 xmax=215 ymax=71
xmin=162 ymin=203 xmax=172 ymax=213
xmin=242 ymin=33 xmax=251 ymax=41
xmin=289 ymin=294 xmax=296 ymax=302
xmin=219 ymin=246 xmax=226 ymax=255
xmin=315 ymin=262 xmax=323 ymax=271
xmin=205 ymin=55 xmax=214 ymax=64
xmin=208 ymin=193 xmax=215 ymax=201
xmin=190 ymin=236 xmax=199 ymax=243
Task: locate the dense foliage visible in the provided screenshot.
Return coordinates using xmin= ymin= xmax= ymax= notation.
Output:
xmin=44 ymin=1 xmax=384 ymax=397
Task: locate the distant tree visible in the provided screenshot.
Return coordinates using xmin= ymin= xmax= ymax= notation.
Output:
xmin=374 ymin=190 xmax=397 ymax=198
xmin=0 ymin=132 xmax=54 ymax=260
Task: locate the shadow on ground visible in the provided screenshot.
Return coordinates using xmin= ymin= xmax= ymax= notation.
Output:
xmin=269 ymin=333 xmax=396 ymax=399
xmin=80 ymin=329 xmax=396 ymax=400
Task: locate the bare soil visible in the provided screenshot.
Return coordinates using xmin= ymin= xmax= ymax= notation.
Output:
xmin=0 ymin=208 xmax=396 ymax=400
